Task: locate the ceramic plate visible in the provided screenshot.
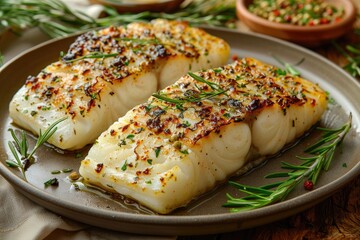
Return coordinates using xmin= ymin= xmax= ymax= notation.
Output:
xmin=0 ymin=28 xmax=359 ymax=236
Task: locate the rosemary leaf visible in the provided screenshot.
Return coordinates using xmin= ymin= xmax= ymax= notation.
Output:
xmin=44 ymin=178 xmax=59 ymax=188
xmin=7 ymin=141 xmax=27 ymax=181
xmin=5 ymin=160 xmax=20 ymax=168
xmin=188 ymin=72 xmax=220 ymax=90
xmin=228 ymin=181 xmax=274 ymax=195
xmin=63 ymin=52 xmax=118 ymax=63
xmin=264 ymin=172 xmax=289 ymax=178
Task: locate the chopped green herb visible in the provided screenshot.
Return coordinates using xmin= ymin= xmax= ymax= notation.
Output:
xmin=223 ymin=113 xmax=231 ymax=118
xmin=180 ymin=149 xmax=189 ymax=155
xmin=145 ymin=104 xmax=153 ymax=112
xmin=183 ymin=120 xmax=191 ymax=127
xmin=89 ymin=92 xmax=98 ymax=100
xmin=154 ymin=146 xmax=161 ymax=158
xmin=342 ymin=163 xmax=347 ymax=168
xmin=119 ymin=139 xmax=126 ymax=147
xmin=276 ymin=68 xmax=287 ymax=76
xmin=121 ymin=160 xmax=127 ymax=171
xmin=147 ymin=159 xmax=153 ymax=165
xmin=51 ymin=170 xmax=61 ymax=174
xmin=136 ymin=127 xmax=144 ymax=134
xmin=44 ymin=178 xmax=59 ymax=188
xmin=126 ymin=134 xmax=135 ymax=139
xmin=325 ymin=91 xmax=335 ymax=105
xmin=62 ymin=168 xmax=73 ymax=173
xmin=145 ymin=180 xmax=152 ymax=184
xmin=75 ymin=152 xmax=83 ymax=158
xmin=41 ymin=106 xmax=51 ymax=111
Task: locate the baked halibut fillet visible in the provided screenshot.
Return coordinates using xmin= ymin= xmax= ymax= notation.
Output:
xmin=79 ymin=57 xmax=328 ymax=214
xmin=9 ymin=19 xmax=230 ymax=150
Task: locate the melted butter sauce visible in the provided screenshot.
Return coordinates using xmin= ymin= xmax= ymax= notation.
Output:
xmin=69 ymin=179 xmax=157 ymax=215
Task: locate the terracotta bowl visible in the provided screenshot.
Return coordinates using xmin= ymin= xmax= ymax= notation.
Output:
xmin=90 ymin=0 xmax=184 ymax=13
xmin=236 ymin=0 xmax=357 ymax=46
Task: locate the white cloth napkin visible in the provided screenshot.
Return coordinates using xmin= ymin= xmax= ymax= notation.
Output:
xmin=0 ymin=1 xmax=176 ymax=239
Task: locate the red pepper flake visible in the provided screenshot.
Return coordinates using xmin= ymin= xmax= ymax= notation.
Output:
xmin=143 ymin=168 xmax=150 ymax=175
xmin=232 ymin=54 xmax=239 ymax=61
xmin=320 ymin=18 xmax=330 ymax=25
xmin=122 ymin=124 xmax=130 ymax=132
xmin=273 ymin=9 xmax=280 ymax=17
xmin=335 ymin=17 xmax=342 ymax=22
xmin=310 ymin=99 xmax=316 ymax=106
xmin=304 ymin=180 xmax=314 ymax=190
xmin=284 ymin=15 xmax=292 ymax=23
xmin=110 ymin=129 xmax=117 ymax=136
xmin=95 ymin=163 xmax=104 ymax=173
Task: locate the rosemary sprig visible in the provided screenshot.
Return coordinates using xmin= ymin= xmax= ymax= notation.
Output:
xmin=1 ymin=0 xmax=236 ymax=38
xmin=224 ymin=114 xmax=352 ymax=212
xmin=63 ymin=52 xmax=118 ymax=63
xmin=152 ymin=72 xmax=229 ymax=105
xmin=332 ymin=41 xmax=360 ymax=78
xmin=5 ymin=117 xmax=67 ymax=181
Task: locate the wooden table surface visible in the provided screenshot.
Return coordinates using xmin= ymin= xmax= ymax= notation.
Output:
xmin=181 ymin=1 xmax=360 ymax=239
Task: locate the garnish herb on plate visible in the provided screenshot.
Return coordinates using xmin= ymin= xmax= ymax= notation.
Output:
xmin=272 ymin=55 xmax=304 ymax=76
xmin=0 ymin=0 xmax=236 ymax=38
xmin=44 ymin=178 xmax=59 ymax=188
xmin=51 ymin=168 xmax=73 ymax=174
xmin=224 ymin=114 xmax=352 ymax=212
xmin=152 ymin=71 xmax=229 ymax=106
xmin=5 ymin=117 xmax=66 ymax=181
xmin=62 ymin=52 xmax=118 ymax=63
xmin=332 ymin=41 xmax=360 ymax=78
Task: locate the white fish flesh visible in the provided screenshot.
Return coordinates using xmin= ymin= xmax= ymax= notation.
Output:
xmin=79 ymin=57 xmax=328 ymax=214
xmin=9 ymin=19 xmax=230 ymax=150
